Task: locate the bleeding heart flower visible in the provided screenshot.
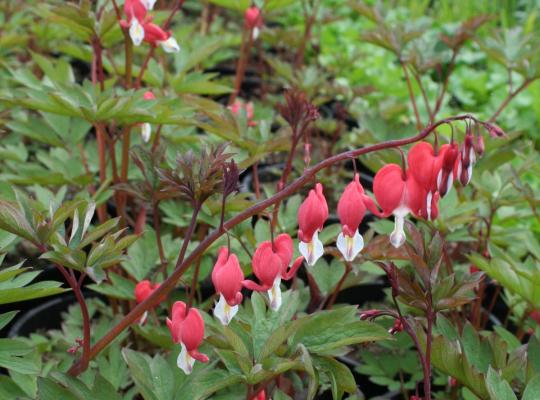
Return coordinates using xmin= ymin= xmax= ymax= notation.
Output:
xmin=455 ymin=133 xmax=476 ymax=186
xmin=166 ymin=301 xmax=209 ymax=374
xmin=244 ymin=6 xmax=263 ymax=39
xmin=298 ymin=183 xmax=328 ymax=266
xmin=373 ymin=164 xmax=423 ymax=248
xmin=142 ymin=22 xmax=180 ymax=53
xmin=336 ymin=174 xmax=381 ymax=261
xmin=134 ymin=280 xmax=160 ymax=325
xmin=229 ymin=99 xmax=257 ymax=127
xmin=211 ymin=247 xmax=244 ymax=325
xmin=120 ymin=0 xmax=148 ymax=46
xmin=243 ymin=234 xmax=304 ymax=311
xmin=140 ymin=91 xmax=156 ymax=142
xmin=436 ymin=143 xmax=459 ymax=197
xmin=407 ymin=141 xmax=457 ymax=213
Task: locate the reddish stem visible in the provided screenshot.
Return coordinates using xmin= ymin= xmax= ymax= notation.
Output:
xmin=401 ymin=61 xmax=422 ymax=130
xmin=229 ymin=29 xmax=254 ymax=105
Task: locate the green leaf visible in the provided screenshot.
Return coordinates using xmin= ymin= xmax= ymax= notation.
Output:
xmin=0 ymin=311 xmax=18 ymax=331
xmin=121 ymin=229 xmax=159 ymax=280
xmin=486 ymin=366 xmax=518 ymax=400
xmin=37 ymin=377 xmax=79 ymax=400
xmin=522 ymin=374 xmax=540 ymax=400
xmin=0 ymin=339 xmax=39 ymax=374
xmin=311 ymin=259 xmax=346 ymax=295
xmin=0 ymin=285 xmax=67 ymax=305
xmin=290 ymin=306 xmax=391 ymax=354
xmin=314 ymin=356 xmax=357 ymax=399
xmin=0 ymin=200 xmax=37 ymax=243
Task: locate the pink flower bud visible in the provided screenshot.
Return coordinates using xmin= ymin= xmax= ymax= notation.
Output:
xmin=244 ymin=6 xmax=262 ymax=30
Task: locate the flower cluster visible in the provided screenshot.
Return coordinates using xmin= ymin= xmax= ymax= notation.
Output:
xmin=120 ymin=0 xmax=180 ymax=53
xmin=134 ymin=132 xmax=485 ymax=376
xmin=374 ymin=134 xmax=482 ymax=248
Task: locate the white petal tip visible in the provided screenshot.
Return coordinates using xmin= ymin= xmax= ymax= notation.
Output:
xmin=268 ymin=277 xmax=282 ymax=311
xmin=177 ymin=344 xmax=195 ymax=375
xmin=141 ymin=123 xmax=151 ymax=142
xmin=129 ymin=20 xmax=144 ymax=46
xmin=390 ymin=216 xmax=406 ymax=248
xmin=214 ymin=294 xmax=238 ymax=326
xmin=336 ymin=231 xmax=364 ymax=262
xmin=298 ymin=231 xmax=324 ymax=266
xmin=159 ymin=37 xmax=180 ymax=53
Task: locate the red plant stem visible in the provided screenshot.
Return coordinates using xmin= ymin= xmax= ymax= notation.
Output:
xmin=488 ymin=80 xmax=532 ymax=122
xmin=114 ymin=126 xmax=132 ymax=225
xmin=153 ymin=201 xmax=169 ymax=280
xmin=295 ymin=0 xmax=319 ymax=68
xmin=151 ymin=125 xmax=163 ymax=152
xmin=69 ymin=114 xmax=480 ymax=374
xmin=125 ymin=37 xmax=133 ymax=89
xmin=424 ymin=300 xmax=434 ymax=400
xmin=135 ymin=47 xmax=155 ymax=89
xmin=412 ymin=69 xmax=434 ymax=123
xmin=401 ymin=61 xmax=422 ymax=130
xmin=325 ymin=262 xmax=352 ymax=309
xmin=392 ymin=293 xmax=431 ymax=400
xmin=229 ymin=29 xmax=254 ymax=105
xmin=186 ymin=257 xmax=202 ymax=310
xmin=37 ymin=241 xmax=91 ymax=376
xmin=432 ymin=49 xmax=458 ymax=118
xmin=270 ymin=134 xmax=300 ymax=232
xmin=252 ymin=162 xmax=261 ymax=199
xmin=94 ymin=123 xmax=108 ymax=222
xmin=174 ymin=203 xmax=201 ymax=270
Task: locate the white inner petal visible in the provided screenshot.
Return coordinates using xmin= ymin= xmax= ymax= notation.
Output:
xmin=253 ymin=27 xmax=260 ymax=40
xmin=426 ymin=191 xmax=433 ymax=220
xmin=445 ymin=174 xmax=454 ymax=195
xmin=337 ymin=231 xmax=364 ymax=262
xmin=177 ymin=343 xmax=195 ymax=375
xmin=141 ymin=123 xmax=151 ymax=143
xmin=214 ymin=293 xmax=238 ymax=326
xmin=298 ymin=230 xmax=324 ymax=266
xmin=141 ymin=0 xmax=157 ymax=10
xmin=159 ymin=37 xmax=180 ymax=53
xmin=129 ymin=19 xmax=145 ymax=46
xmin=466 ymin=164 xmax=473 ymax=185
xmin=390 ymin=214 xmax=406 ymax=248
xmin=268 ymin=276 xmax=282 ymax=311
